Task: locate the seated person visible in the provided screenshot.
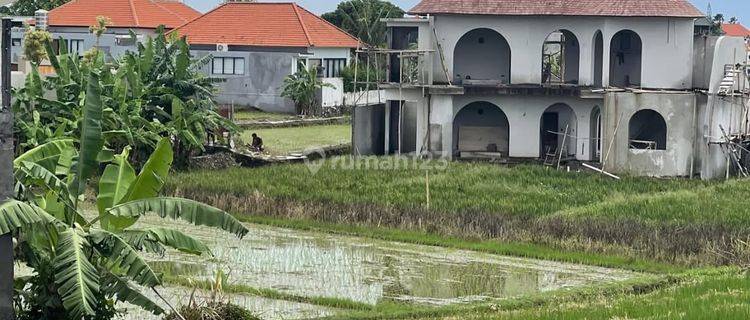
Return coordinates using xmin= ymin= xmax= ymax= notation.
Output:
xmin=250 ymin=133 xmax=264 ymax=152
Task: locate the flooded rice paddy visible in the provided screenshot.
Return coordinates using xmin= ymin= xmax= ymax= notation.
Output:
xmin=125 ymin=216 xmax=639 ymax=319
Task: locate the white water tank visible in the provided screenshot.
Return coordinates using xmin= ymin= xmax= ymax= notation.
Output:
xmin=34 ymin=10 xmax=49 ymax=30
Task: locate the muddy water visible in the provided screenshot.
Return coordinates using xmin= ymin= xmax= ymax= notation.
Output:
xmin=136 ymin=216 xmax=638 ymax=310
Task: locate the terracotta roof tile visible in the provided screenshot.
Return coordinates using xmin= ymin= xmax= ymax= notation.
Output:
xmin=721 ymin=23 xmax=750 ymax=37
xmin=409 ymin=0 xmax=704 ymax=18
xmin=47 ymin=0 xmax=200 ymax=29
xmin=170 ymin=2 xmax=361 ymax=48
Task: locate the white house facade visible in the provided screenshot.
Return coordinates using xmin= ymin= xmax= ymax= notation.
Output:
xmin=353 ymin=0 xmax=750 ymax=179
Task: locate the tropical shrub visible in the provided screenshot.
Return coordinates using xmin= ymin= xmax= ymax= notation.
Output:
xmin=164 ymin=303 xmax=260 ymax=320
xmin=6 ymin=71 xmax=249 ymax=319
xmin=12 ymin=27 xmax=235 ymax=168
xmin=164 ymin=271 xmax=259 ymax=320
xmin=280 ymin=67 xmax=333 ymax=116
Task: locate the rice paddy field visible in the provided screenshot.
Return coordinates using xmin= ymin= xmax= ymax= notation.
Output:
xmin=170 ymin=160 xmax=734 ymax=225
xmin=238 ymin=124 xmax=351 ymax=155
xmin=167 ymin=158 xmax=750 ymax=319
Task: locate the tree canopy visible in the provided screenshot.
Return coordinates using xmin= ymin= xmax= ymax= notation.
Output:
xmin=8 ymin=0 xmax=67 ymax=16
xmin=321 ymin=0 xmax=405 ymax=48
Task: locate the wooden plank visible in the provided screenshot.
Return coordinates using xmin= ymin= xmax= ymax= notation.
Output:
xmin=582 ymin=163 xmax=621 ymax=180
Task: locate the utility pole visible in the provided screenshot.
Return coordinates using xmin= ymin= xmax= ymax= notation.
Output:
xmin=0 ymin=17 xmax=15 ymax=320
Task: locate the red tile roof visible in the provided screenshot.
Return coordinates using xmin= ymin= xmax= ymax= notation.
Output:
xmin=170 ymin=2 xmax=360 ymax=48
xmin=722 ymin=23 xmax=750 ymax=37
xmin=46 ymin=0 xmax=200 ymax=29
xmin=409 ymin=0 xmax=704 ymax=18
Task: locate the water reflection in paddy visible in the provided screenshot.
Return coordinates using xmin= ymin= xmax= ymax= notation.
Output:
xmin=140 ymin=217 xmax=638 ymax=306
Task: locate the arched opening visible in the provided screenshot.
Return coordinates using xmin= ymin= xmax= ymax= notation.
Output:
xmin=453 ymin=101 xmax=510 ymax=157
xmin=628 ymin=109 xmax=667 ymax=150
xmin=541 ymin=30 xmax=579 ymax=84
xmin=609 ymin=30 xmax=642 ymax=87
xmin=593 ymin=31 xmax=603 ymax=87
xmin=540 ymin=103 xmax=578 ymax=158
xmin=453 ymin=28 xmax=511 ymax=85
xmin=590 ymin=106 xmax=602 ymax=161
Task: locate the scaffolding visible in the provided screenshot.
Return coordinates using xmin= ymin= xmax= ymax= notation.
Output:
xmin=710 ymin=62 xmax=750 ymax=178
xmin=351 ymin=48 xmax=434 ymax=89
xmin=349 ymin=48 xmax=435 ymax=155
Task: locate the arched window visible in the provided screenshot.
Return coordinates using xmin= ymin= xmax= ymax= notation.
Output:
xmin=541 ymin=30 xmax=579 ymax=84
xmin=453 ymin=28 xmax=511 ymax=85
xmin=609 ymin=30 xmax=642 ymax=87
xmin=629 ymin=109 xmax=667 ymax=150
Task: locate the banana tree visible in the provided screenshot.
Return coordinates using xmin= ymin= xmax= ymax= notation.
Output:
xmin=12 ymin=28 xmax=235 ymax=168
xmin=7 ymin=71 xmax=249 ymax=319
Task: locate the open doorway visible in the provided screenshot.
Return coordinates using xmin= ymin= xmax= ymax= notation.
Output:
xmin=541 ymin=30 xmax=580 ymax=84
xmin=540 ymin=103 xmax=578 ymax=158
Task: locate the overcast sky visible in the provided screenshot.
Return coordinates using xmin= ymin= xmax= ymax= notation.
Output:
xmin=184 ymin=0 xmax=750 ymax=24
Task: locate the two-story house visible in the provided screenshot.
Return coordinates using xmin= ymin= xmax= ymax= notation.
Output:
xmin=353 ymin=0 xmax=749 ymax=179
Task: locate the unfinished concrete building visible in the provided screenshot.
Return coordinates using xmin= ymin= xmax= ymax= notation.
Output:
xmin=352 ymin=0 xmax=750 ymax=179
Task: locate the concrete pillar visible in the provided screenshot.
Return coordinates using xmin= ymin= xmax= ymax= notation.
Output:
xmin=384 ymin=103 xmax=391 ymax=154
xmin=1 ymin=17 xmax=15 ymax=320
xmin=0 ymin=110 xmax=12 ymax=319
xmin=415 ymin=98 xmax=429 ymax=154
xmin=601 ymin=31 xmax=612 ymax=88
xmin=429 ymin=95 xmax=454 ymax=158
xmin=578 ymin=32 xmax=594 ymax=86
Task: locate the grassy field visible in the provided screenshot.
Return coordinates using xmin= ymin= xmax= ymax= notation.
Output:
xmin=443 ymin=269 xmax=750 ymax=320
xmin=238 ymin=124 xmax=351 ymax=155
xmin=233 ymin=109 xmax=299 ymax=122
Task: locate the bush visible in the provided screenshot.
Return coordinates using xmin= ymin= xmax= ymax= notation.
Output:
xmin=164 ymin=302 xmax=260 ymax=320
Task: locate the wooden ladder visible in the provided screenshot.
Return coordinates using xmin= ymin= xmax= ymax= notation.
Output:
xmin=543 ymin=124 xmax=570 ymax=169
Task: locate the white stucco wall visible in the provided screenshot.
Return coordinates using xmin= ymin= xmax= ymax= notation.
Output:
xmin=418 ymin=94 xmax=603 ymax=160
xmin=602 ymin=92 xmax=697 ymax=177
xmin=426 ymin=15 xmax=695 ymax=89
xmin=321 ymin=77 xmax=344 ymax=108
